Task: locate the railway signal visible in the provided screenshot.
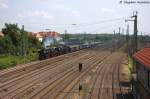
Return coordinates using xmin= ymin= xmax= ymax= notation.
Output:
xmin=78 ymin=63 xmax=83 ymax=98
xmin=79 ymin=83 xmax=82 ymax=91
xmin=79 ymin=82 xmax=83 ymax=99
xmin=79 ymin=63 xmax=83 ymax=72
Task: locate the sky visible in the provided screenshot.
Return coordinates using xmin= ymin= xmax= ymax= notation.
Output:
xmin=0 ymin=0 xmax=150 ymax=34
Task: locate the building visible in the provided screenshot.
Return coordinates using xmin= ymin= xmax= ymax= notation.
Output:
xmin=133 ymin=47 xmax=150 ymax=99
xmin=0 ymin=32 xmax=4 ymax=37
xmin=38 ymin=31 xmax=60 ymax=38
xmin=28 ymin=31 xmax=61 ymax=42
xmin=28 ymin=31 xmax=61 ymax=48
xmin=35 ymin=33 xmax=43 ymax=42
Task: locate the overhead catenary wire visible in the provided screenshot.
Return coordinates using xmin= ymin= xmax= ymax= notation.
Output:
xmin=8 ymin=16 xmax=130 ymax=28
xmin=1 ymin=16 xmax=131 ymax=33
xmin=75 ymin=16 xmax=130 ymax=26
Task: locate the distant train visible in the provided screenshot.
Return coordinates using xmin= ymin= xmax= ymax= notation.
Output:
xmin=38 ymin=43 xmax=99 ymax=60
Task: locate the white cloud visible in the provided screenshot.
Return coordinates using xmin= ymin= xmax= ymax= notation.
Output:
xmin=0 ymin=0 xmax=8 ymax=8
xmin=17 ymin=11 xmax=53 ymax=20
xmin=101 ymin=8 xmax=115 ymax=13
xmin=71 ymin=10 xmax=80 ymax=16
xmin=17 ymin=14 xmax=24 ymax=18
xmin=53 ymin=4 xmax=71 ymax=11
xmin=65 ymin=7 xmax=71 ymax=11
xmin=55 ymin=4 xmax=64 ymax=9
xmin=30 ymin=11 xmax=53 ymax=19
xmin=53 ymin=4 xmax=80 ymax=17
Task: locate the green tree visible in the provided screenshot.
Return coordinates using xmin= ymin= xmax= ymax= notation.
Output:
xmin=0 ymin=36 xmax=16 ymax=54
xmin=2 ymin=23 xmax=21 ymax=46
xmin=1 ymin=23 xmax=21 ymax=55
xmin=28 ymin=36 xmax=41 ymax=52
xmin=1 ymin=23 xmax=41 ymax=55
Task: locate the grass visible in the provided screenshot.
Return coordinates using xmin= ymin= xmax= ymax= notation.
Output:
xmin=117 ymin=43 xmax=134 ymax=80
xmin=118 ymin=43 xmax=127 ymax=52
xmin=0 ymin=53 xmax=38 ymax=70
xmin=128 ymin=56 xmax=134 ymax=80
xmin=128 ymin=56 xmax=134 ymax=72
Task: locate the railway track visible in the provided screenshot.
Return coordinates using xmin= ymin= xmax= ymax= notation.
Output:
xmin=64 ymin=52 xmax=126 ymax=99
xmin=0 ymin=50 xmax=109 ymax=99
xmin=62 ymin=53 xmax=110 ymax=99
xmin=0 ymin=51 xmax=90 ymax=86
xmin=0 ymin=50 xmax=88 ymax=82
xmin=31 ymin=53 xmax=106 ymax=99
xmin=11 ymin=51 xmax=102 ymax=99
xmin=54 ymin=52 xmax=126 ymax=99
xmin=98 ymin=53 xmax=126 ymax=99
xmin=55 ymin=54 xmax=109 ymax=99
xmin=0 ymin=50 xmax=93 ymax=98
xmin=0 ymin=49 xmax=129 ymax=99
xmin=85 ymin=52 xmax=122 ymax=99
xmin=112 ymin=54 xmax=128 ymax=99
xmin=0 ymin=52 xmax=90 ymax=93
xmin=40 ymin=52 xmax=110 ymax=99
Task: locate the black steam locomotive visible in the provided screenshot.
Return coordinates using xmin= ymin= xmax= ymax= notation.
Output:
xmin=38 ymin=45 xmax=71 ymax=60
xmin=38 ymin=44 xmax=94 ymax=60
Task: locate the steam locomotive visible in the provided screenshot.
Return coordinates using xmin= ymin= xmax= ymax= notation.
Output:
xmin=38 ymin=44 xmax=92 ymax=60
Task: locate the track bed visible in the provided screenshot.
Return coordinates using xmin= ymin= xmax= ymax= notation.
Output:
xmin=0 ymin=49 xmax=131 ymax=99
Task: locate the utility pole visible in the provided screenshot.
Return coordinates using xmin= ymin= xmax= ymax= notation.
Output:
xmin=125 ymin=11 xmax=138 ymax=53
xmin=113 ymin=30 xmax=116 ymax=50
xmin=119 ymin=27 xmax=121 ymax=38
xmin=126 ymin=24 xmax=130 ymax=54
xmin=125 ymin=11 xmax=138 ymax=73
xmin=84 ymin=32 xmax=87 ymax=43
xmin=140 ymin=31 xmax=143 ymax=47
xmin=122 ymin=28 xmax=124 ymax=35
xmin=113 ymin=30 xmax=116 ymax=38
xmin=64 ymin=30 xmax=68 ymax=43
xmin=133 ymin=11 xmax=138 ymax=53
xmin=117 ymin=27 xmax=121 ymax=48
xmin=122 ymin=28 xmax=125 ymax=41
xmin=21 ymin=25 xmax=25 ymax=56
xmin=125 ymin=12 xmax=138 ymax=94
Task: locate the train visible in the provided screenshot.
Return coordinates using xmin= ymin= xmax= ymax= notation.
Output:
xmin=38 ymin=43 xmax=97 ymax=60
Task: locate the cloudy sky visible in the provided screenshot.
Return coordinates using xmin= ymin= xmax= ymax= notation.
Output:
xmin=0 ymin=0 xmax=150 ymax=34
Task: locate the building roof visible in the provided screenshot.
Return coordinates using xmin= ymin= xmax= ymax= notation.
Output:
xmin=28 ymin=32 xmax=35 ymax=36
xmin=133 ymin=47 xmax=150 ymax=69
xmin=0 ymin=32 xmax=4 ymax=37
xmin=38 ymin=31 xmax=60 ymax=37
xmin=27 ymin=31 xmax=60 ymax=41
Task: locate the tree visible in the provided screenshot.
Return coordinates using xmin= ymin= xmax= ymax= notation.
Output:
xmin=2 ymin=23 xmax=21 ymax=46
xmin=0 ymin=37 xmax=5 ymax=54
xmin=28 ymin=36 xmax=41 ymax=52
xmin=0 ymin=35 xmax=15 ymax=54
xmin=0 ymin=23 xmax=41 ymax=55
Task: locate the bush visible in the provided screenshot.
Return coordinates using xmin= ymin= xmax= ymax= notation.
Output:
xmin=11 ymin=60 xmax=17 ymax=66
xmin=0 ymin=53 xmax=38 ymax=70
